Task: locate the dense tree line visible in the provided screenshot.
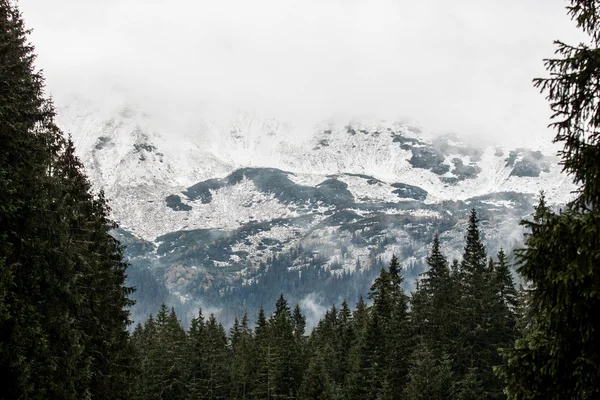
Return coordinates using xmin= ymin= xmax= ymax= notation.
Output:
xmin=0 ymin=1 xmax=134 ymax=399
xmin=130 ymin=209 xmax=519 ymax=399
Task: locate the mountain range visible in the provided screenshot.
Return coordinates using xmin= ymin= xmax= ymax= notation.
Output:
xmin=57 ymin=93 xmax=575 ymax=327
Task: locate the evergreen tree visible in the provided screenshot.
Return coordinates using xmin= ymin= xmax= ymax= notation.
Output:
xmin=455 ymin=210 xmax=505 ymax=398
xmin=202 ymin=314 xmax=231 ymax=400
xmin=411 ymin=233 xmax=457 ymax=354
xmin=335 ymin=300 xmax=354 ymax=387
xmin=56 ymin=139 xmax=136 ymax=399
xmin=404 ymin=342 xmax=454 ymax=400
xmin=250 ymin=306 xmax=270 ymax=400
xmin=497 ymin=2 xmax=600 ymax=398
xmin=299 ymin=354 xmax=335 ymax=400
xmin=455 ymin=368 xmax=484 ymax=400
xmin=291 ymin=303 xmax=308 ymax=395
xmin=0 ymin=3 xmax=134 ymax=398
xmin=490 ymin=249 xmax=518 ymax=365
xmin=188 ymin=308 xmax=206 ymax=399
xmin=307 ymin=305 xmax=339 ymax=397
xmin=132 ymin=315 xmax=158 ymax=400
xmin=347 ymin=256 xmax=412 ymax=400
xmin=0 ymin=3 xmax=80 ymax=397
xmin=384 ymin=255 xmax=412 ymax=398
xmin=494 ymin=249 xmax=518 ymax=311
xmin=345 ymin=296 xmax=370 ymax=400
xmin=268 ymin=294 xmax=302 ymax=399
xmin=230 ymin=314 xmax=254 ymax=399
xmin=140 ymin=304 xmax=189 ymax=400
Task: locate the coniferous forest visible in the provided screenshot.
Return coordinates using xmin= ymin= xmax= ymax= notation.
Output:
xmin=2 ymin=0 xmax=600 ymax=399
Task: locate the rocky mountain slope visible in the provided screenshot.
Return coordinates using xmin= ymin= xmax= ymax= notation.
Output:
xmin=56 ymin=94 xmax=575 ymax=325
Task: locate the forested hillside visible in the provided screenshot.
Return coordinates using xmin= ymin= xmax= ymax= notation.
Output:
xmin=130 ymin=210 xmax=519 ymax=399
xmin=1 ymin=0 xmax=600 ymax=399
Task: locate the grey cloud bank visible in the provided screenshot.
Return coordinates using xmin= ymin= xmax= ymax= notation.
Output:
xmin=21 ymin=0 xmax=586 ymax=146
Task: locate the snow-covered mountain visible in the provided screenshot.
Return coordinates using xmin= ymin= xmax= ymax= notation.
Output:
xmin=56 ymin=93 xmax=576 ymax=324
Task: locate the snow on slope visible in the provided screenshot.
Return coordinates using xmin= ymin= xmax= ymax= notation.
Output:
xmin=55 ymin=93 xmax=577 ymax=242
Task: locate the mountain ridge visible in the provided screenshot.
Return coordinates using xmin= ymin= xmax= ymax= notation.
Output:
xmin=55 ymin=93 xmax=576 ymax=324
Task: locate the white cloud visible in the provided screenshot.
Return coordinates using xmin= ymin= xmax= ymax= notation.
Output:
xmin=20 ymin=0 xmax=587 ymax=145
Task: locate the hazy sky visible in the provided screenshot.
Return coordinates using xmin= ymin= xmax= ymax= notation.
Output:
xmin=19 ymin=0 xmax=586 ymax=145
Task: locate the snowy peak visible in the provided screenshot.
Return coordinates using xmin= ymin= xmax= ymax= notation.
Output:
xmin=52 ymin=93 xmax=579 ymax=324
xmin=54 ymin=95 xmax=575 ymax=243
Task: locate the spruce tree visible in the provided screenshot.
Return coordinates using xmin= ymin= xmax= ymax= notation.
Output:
xmin=497 ymin=2 xmax=600 ymax=398
xmin=188 ymin=308 xmax=207 ymax=399
xmin=230 ymin=314 xmax=254 ymax=399
xmin=0 ymin=3 xmax=134 ymax=398
xmin=455 ymin=368 xmax=485 ymax=400
xmin=202 ymin=314 xmax=231 ymax=400
xmin=412 ymin=233 xmax=457 ymax=354
xmin=0 ymin=3 xmax=79 ymax=397
xmin=345 ymin=296 xmax=370 ymax=400
xmin=299 ymin=354 xmax=335 ymax=400
xmin=267 ymin=294 xmax=302 ymax=399
xmin=250 ymin=306 xmax=270 ymax=400
xmin=455 ymin=209 xmax=505 ymax=398
xmin=140 ymin=304 xmax=188 ymax=400
xmin=494 ymin=249 xmax=518 ymax=312
xmin=335 ymin=300 xmax=354 ymax=387
xmin=385 ymin=255 xmax=411 ymax=398
xmin=404 ymin=342 xmax=454 ymax=400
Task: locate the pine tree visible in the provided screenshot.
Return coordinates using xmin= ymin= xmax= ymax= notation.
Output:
xmin=490 ymin=249 xmax=518 ymax=361
xmin=201 ymin=314 xmax=231 ymax=400
xmin=132 ymin=315 xmax=158 ymax=400
xmin=188 ymin=308 xmax=207 ymax=399
xmin=455 ymin=209 xmax=505 ymax=397
xmin=409 ymin=233 xmax=463 ymax=399
xmin=412 ymin=233 xmax=457 ymax=354
xmin=55 ymin=139 xmax=135 ymax=399
xmin=497 ymin=2 xmax=600 ymax=398
xmin=291 ymin=303 xmax=308 ymax=395
xmin=335 ymin=300 xmax=354 ymax=387
xmin=385 ymin=255 xmax=412 ymax=397
xmin=250 ymin=306 xmax=270 ymax=400
xmin=230 ymin=314 xmax=254 ymax=399
xmin=268 ymin=294 xmax=302 ymax=399
xmin=0 ymin=3 xmax=134 ymax=398
xmin=0 ymin=3 xmax=80 ymax=397
xmin=404 ymin=342 xmax=455 ymax=400
xmin=348 ymin=256 xmax=412 ymax=400
xmin=345 ymin=296 xmax=370 ymax=400
xmin=494 ymin=249 xmax=518 ymax=311
xmin=140 ymin=304 xmax=189 ymax=400
xmin=455 ymin=368 xmax=484 ymax=400
xmin=299 ymin=354 xmax=335 ymax=400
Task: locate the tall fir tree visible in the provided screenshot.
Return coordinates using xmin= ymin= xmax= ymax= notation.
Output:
xmin=250 ymin=306 xmax=270 ymax=400
xmin=411 ymin=233 xmax=457 ymax=354
xmin=230 ymin=314 xmax=254 ymax=400
xmin=0 ymin=3 xmax=134 ymax=398
xmin=345 ymin=296 xmax=370 ymax=400
xmin=201 ymin=314 xmax=231 ymax=400
xmin=188 ymin=308 xmax=207 ymax=399
xmin=497 ymin=2 xmax=600 ymax=398
xmin=404 ymin=341 xmax=454 ymax=400
xmin=455 ymin=209 xmax=506 ymax=398
xmin=385 ymin=255 xmax=412 ymax=399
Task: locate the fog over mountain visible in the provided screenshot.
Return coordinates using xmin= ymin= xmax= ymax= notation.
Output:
xmin=52 ymin=91 xmax=575 ymax=326
xmin=16 ymin=0 xmax=583 ymax=325
xmin=22 ymin=0 xmax=585 ymax=147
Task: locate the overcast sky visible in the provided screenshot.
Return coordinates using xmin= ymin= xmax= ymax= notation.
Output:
xmin=19 ymin=0 xmax=586 ymax=145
